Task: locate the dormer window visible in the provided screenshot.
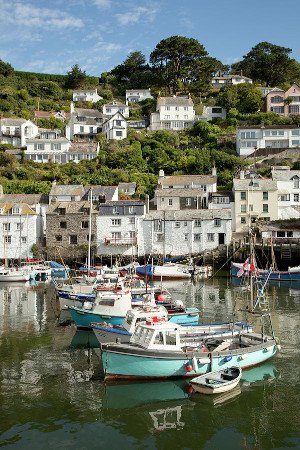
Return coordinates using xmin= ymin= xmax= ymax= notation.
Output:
xmin=293 ymin=176 xmax=299 ymax=189
xmin=12 ymin=207 xmax=20 ymax=215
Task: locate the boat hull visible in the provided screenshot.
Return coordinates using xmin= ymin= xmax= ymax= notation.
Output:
xmin=231 ymin=262 xmax=300 ymax=282
xmin=69 ymin=307 xmax=124 ymax=328
xmin=190 ymin=367 xmax=241 ymax=395
xmin=101 ymin=336 xmax=278 ymax=380
xmin=135 ymin=264 xmax=191 ymax=280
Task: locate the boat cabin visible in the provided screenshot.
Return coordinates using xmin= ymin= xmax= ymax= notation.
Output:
xmin=124 ymin=306 xmax=169 ymax=334
xmin=130 ymin=321 xmax=182 ymax=351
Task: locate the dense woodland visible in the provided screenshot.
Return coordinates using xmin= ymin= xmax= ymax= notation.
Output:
xmin=1 ymin=36 xmax=300 ymax=196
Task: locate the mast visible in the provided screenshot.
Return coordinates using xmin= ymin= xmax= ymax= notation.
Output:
xmin=87 ymin=187 xmax=92 ymax=278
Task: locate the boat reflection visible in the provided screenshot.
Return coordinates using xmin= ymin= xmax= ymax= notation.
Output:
xmin=102 ymin=379 xmax=191 ymax=409
xmin=189 ymin=384 xmax=242 ymax=407
xmin=241 ymin=363 xmax=279 ymax=386
xmin=70 ymin=330 xmax=100 ymax=349
xmin=149 ymin=405 xmax=185 ymax=432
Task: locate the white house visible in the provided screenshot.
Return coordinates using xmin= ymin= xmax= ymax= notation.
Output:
xmin=102 ymin=101 xmax=129 ymax=118
xmin=271 ymin=166 xmax=300 ymax=219
xmin=0 ymin=192 xmax=46 ymax=260
xmin=236 ymin=125 xmax=300 ymax=156
xmin=96 ymin=201 xmax=146 ymax=257
xmin=200 ymin=106 xmax=227 ymax=121
xmin=0 ymin=118 xmax=39 ymax=147
xmin=211 ymin=74 xmax=252 ymax=89
xmin=126 ymin=89 xmax=153 ymax=103
xmin=66 ymin=103 xmax=103 ymax=141
xmin=139 ymin=209 xmax=231 ymax=257
xmin=25 ymin=129 xmax=71 ymax=163
xmin=102 ymin=112 xmax=127 ymax=140
xmin=149 ymin=96 xmax=195 ymax=131
xmin=73 ymin=89 xmax=103 ymax=103
xmin=155 ymin=170 xmax=217 ymax=210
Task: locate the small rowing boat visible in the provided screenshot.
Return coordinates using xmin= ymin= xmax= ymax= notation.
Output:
xmin=189 ymin=366 xmax=242 ymax=395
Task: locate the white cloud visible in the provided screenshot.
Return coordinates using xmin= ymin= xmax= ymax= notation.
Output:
xmin=93 ymin=0 xmax=112 ymax=7
xmin=115 ymin=5 xmax=158 ymax=26
xmin=0 ymin=1 xmax=84 ymax=29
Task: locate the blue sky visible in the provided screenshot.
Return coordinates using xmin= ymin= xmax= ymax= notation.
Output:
xmin=0 ymin=0 xmax=299 ymax=76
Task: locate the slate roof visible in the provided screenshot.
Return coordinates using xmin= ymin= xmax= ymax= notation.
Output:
xmin=271 ymin=169 xmax=300 ymax=181
xmin=83 ymin=186 xmax=118 ymax=201
xmin=159 ymin=174 xmax=217 ymax=186
xmin=157 ymin=96 xmax=194 ymax=107
xmin=104 ymin=101 xmax=127 ymax=107
xmin=100 ymin=200 xmax=145 ymax=207
xmin=74 ymin=108 xmax=102 ymax=118
xmin=49 ymin=184 xmax=84 ymax=197
xmin=155 ymin=188 xmax=204 ymax=197
xmin=69 ymin=142 xmax=99 ymax=154
xmin=47 ymin=201 xmax=98 ymax=215
xmin=0 ymin=194 xmax=48 ymax=204
xmin=233 ymin=178 xmax=277 ymax=191
xmin=0 ymin=118 xmax=27 ymax=126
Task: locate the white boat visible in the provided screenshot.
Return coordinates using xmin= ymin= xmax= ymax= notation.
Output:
xmin=190 ymin=366 xmax=242 ymax=395
xmin=0 ymin=267 xmax=30 ymax=282
xmin=135 ymin=263 xmax=191 ymax=280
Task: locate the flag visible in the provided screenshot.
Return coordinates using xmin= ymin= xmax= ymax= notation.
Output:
xmin=237 ymin=258 xmax=249 ymax=277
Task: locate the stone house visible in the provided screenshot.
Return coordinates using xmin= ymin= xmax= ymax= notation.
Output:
xmin=265 ymin=83 xmax=300 ymax=116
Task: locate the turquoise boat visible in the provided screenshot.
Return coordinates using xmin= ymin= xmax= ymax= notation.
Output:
xmin=101 ymin=320 xmax=280 ymax=380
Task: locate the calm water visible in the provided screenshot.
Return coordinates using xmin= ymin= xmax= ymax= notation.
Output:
xmin=0 ymin=277 xmax=299 ymax=449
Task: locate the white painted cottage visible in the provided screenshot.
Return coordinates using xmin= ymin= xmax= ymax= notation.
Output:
xmin=102 ymin=112 xmax=127 ymax=140
xmin=73 ymin=89 xmax=103 ymax=103
xmin=0 ymin=118 xmax=38 ymax=147
xmin=126 ymin=89 xmax=153 ymax=103
xmin=102 ymin=101 xmax=129 ymax=118
xmin=149 ymin=96 xmax=195 ymax=131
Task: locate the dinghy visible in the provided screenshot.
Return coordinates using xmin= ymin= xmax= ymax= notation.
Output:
xmin=190 ymin=366 xmax=242 ymax=395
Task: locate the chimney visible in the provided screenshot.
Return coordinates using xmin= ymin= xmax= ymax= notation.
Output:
xmin=70 ymin=101 xmax=75 ymax=114
xmin=52 ymin=179 xmax=57 ymax=187
xmin=158 ymin=169 xmax=165 ymax=179
xmin=212 ymin=167 xmax=217 ymax=176
xmin=240 ymin=170 xmax=245 ymax=180
xmin=145 ymin=194 xmax=149 ymax=214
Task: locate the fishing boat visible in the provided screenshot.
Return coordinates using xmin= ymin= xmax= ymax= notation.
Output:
xmin=230 ymin=261 xmax=300 ymax=282
xmin=189 ymin=366 xmax=242 ymax=395
xmin=93 ymin=306 xmax=252 ymax=345
xmin=101 ymin=313 xmax=278 ymax=380
xmin=135 ymin=263 xmax=192 ymax=280
xmin=0 ymin=267 xmax=30 ymax=282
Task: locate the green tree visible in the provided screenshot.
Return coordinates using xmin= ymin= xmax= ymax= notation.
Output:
xmin=65 ymin=64 xmax=87 ymax=89
xmin=111 ymin=51 xmax=147 ymax=82
xmin=150 ymin=35 xmax=208 ymax=94
xmin=217 ymin=84 xmax=263 ymax=113
xmin=0 ymin=59 xmax=14 ymax=77
xmin=231 ymin=42 xmax=299 ymax=86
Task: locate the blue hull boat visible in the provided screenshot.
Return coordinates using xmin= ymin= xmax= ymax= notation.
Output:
xmin=69 ymin=307 xmax=125 ymax=327
xmin=231 ymin=262 xmax=300 ymax=282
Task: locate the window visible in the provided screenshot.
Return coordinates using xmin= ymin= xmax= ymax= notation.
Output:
xmin=241 ymin=205 xmax=247 ymax=213
xmin=292 ymin=140 xmax=300 ymax=146
xmin=51 ymin=143 xmax=61 ymax=150
xmin=184 ymin=233 xmax=188 ymax=241
xmin=185 ymin=198 xmax=191 ymax=206
xmin=240 ymin=191 xmax=246 ymax=200
xmin=116 ymin=131 xmax=123 ymax=137
xmin=271 ymin=106 xmax=284 ymax=113
xmin=249 ymin=204 xmax=253 ymax=212
xmin=128 ymin=217 xmax=135 ymax=224
xmin=80 ymin=126 xmax=84 ymax=132
xmin=294 ymin=194 xmax=299 ymax=202
xmin=175 ymin=221 xmax=180 ymax=228
xmin=241 ymin=217 xmax=246 ymax=224
xmin=207 ymin=233 xmax=215 ymax=242
xmin=4 ymin=236 xmax=11 ymax=244
xmin=263 ymin=204 xmax=269 ymax=213
xmin=12 ymin=207 xmax=20 ymax=214
xmin=263 ymin=192 xmax=268 ymax=200
xmin=55 ymin=235 xmax=62 ymax=242
xmin=194 ymin=233 xmax=201 ymax=241
xmin=271 ymin=96 xmax=284 ymax=103
xmin=168 ymin=199 xmax=173 ymax=206
xmin=154 ymin=220 xmax=162 ymax=232
xmin=194 ymin=219 xmax=201 ymax=227
xmin=290 ymin=96 xmax=300 ymax=102
xmin=34 ymin=143 xmax=45 ymax=150
xmin=111 ymin=219 xmax=121 ymax=226
xmin=112 ymin=232 xmax=121 ymax=239
xmin=3 ymin=223 xmax=10 ymax=232
xmin=21 ymin=237 xmax=27 ymax=244
xmin=293 ymin=177 xmax=300 ymax=189
xmin=81 ymin=221 xmax=89 ymax=229
xmin=183 ymin=221 xmax=187 ymax=227
xmin=157 ymin=234 xmax=164 ymax=242
xmin=60 ymin=221 xmax=67 ymax=229
xmin=115 ymin=120 xmax=122 ymax=126
xmin=289 ymin=105 xmax=299 ymax=114
xmin=69 ymin=235 xmax=77 ymax=244
xmin=129 ymin=231 xmax=136 ymax=238
xmin=16 ymin=223 xmax=23 ymax=231
xmin=214 ymin=218 xmax=221 ymax=227
xmin=58 ymin=208 xmax=66 ymax=215
xmin=292 ymin=130 xmax=300 ymax=136
xmin=240 ymin=131 xmax=256 ymax=139
xmin=279 ymin=194 xmax=290 ymax=202
xmin=165 ymin=106 xmax=170 ymax=111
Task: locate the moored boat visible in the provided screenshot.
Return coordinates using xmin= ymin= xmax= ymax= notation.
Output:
xmin=231 ymin=261 xmax=300 ymax=282
xmin=0 ymin=267 xmax=30 ymax=282
xmin=135 ymin=263 xmax=191 ymax=280
xmin=189 ymin=366 xmax=242 ymax=395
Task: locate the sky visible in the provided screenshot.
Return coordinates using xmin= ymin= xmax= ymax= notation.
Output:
xmin=0 ymin=0 xmax=300 ymax=76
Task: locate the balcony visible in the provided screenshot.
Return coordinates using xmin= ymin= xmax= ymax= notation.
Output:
xmin=104 ymin=237 xmax=137 ymax=245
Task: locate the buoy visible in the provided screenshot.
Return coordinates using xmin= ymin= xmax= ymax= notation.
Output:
xmin=185 ymin=385 xmax=194 ymax=394
xmin=184 ymin=363 xmax=193 ymax=373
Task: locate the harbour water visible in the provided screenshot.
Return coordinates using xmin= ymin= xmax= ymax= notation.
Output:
xmin=0 ymin=277 xmax=299 ymax=449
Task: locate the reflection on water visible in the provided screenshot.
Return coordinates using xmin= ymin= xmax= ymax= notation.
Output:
xmin=0 ymin=278 xmax=299 ymax=449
